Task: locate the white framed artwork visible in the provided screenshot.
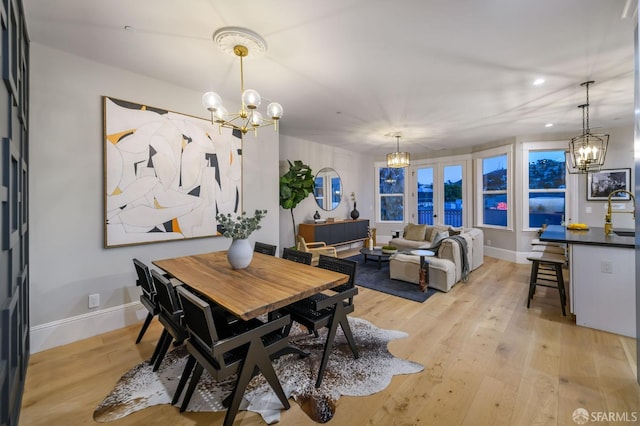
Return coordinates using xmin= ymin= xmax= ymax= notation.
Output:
xmin=103 ymin=96 xmax=242 ymax=248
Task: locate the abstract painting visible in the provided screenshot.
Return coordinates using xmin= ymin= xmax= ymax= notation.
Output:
xmin=103 ymin=97 xmax=242 ymax=248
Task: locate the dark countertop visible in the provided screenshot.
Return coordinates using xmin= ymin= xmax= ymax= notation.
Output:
xmin=539 ymin=225 xmax=635 ymax=249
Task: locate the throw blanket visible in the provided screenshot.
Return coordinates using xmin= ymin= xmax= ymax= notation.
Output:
xmin=428 ymin=235 xmax=470 ymax=282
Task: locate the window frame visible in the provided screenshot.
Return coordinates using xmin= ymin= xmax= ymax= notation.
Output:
xmin=521 ymin=141 xmax=573 ymax=231
xmin=375 ymin=164 xmax=406 ymax=223
xmin=474 ymin=145 xmax=513 ymax=230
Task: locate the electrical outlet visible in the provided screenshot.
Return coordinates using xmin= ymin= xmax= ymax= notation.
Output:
xmin=600 ymin=260 xmax=613 ymax=274
xmin=88 ymin=293 xmax=100 ymax=308
xmin=585 ymin=206 xmax=592 ymax=213
xmin=487 ymin=239 xmax=492 ymax=246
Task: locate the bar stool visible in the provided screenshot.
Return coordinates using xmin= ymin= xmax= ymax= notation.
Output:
xmin=530 ymin=238 xmax=562 ymax=247
xmin=526 ymin=251 xmax=567 ymax=316
xmin=531 ymin=245 xmax=565 ymax=255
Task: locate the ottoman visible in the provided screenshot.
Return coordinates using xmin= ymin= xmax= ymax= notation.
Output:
xmin=389 ymin=253 xmax=457 ymax=292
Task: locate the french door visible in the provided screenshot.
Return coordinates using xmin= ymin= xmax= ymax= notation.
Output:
xmin=410 ymin=160 xmax=470 ymax=227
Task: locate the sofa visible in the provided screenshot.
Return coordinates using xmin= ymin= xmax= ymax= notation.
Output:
xmin=388 ymin=223 xmax=484 ymax=292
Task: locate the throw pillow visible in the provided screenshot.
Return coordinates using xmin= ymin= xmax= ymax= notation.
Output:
xmin=429 ymin=231 xmax=449 ymax=248
xmin=403 ymin=223 xmax=428 ymax=241
xmin=448 ymin=226 xmax=462 ymax=236
xmin=424 ymin=225 xmax=435 ymax=241
xmin=433 ymin=224 xmax=450 ymax=235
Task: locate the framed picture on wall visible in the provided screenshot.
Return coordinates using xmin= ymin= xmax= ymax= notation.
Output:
xmin=103 ymin=96 xmax=243 ymax=248
xmin=586 ymin=168 xmax=631 ymax=201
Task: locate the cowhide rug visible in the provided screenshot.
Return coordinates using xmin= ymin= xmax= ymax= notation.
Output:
xmin=94 ymin=317 xmax=423 ymax=424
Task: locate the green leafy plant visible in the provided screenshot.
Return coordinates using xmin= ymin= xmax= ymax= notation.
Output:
xmin=216 ymin=209 xmax=267 ymax=239
xmin=382 ymin=245 xmax=397 ymax=251
xmin=279 ymin=160 xmax=315 ymax=244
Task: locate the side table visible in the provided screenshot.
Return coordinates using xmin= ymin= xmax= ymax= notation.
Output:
xmin=411 ymin=249 xmax=435 ymax=292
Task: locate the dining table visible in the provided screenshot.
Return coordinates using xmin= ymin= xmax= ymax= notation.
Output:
xmin=152 ymin=250 xmax=349 ymax=321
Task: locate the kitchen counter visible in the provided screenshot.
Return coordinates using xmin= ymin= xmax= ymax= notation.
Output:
xmin=539 ymin=224 xmax=634 ymax=249
xmin=538 ymin=224 xmax=635 ymax=338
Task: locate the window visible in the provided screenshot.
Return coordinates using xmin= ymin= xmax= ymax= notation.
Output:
xmin=475 ymin=146 xmax=512 ymax=228
xmin=523 ymin=146 xmax=567 ymax=230
xmin=443 ymin=164 xmax=463 ymax=227
xmin=377 ymin=167 xmax=405 ymax=222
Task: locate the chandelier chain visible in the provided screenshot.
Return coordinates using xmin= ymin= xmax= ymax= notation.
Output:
xmin=585 ymin=81 xmax=590 ymax=133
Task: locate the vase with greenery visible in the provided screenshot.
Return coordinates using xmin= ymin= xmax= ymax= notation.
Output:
xmin=279 ymin=160 xmax=314 ymax=246
xmin=216 ymin=209 xmax=267 ymax=269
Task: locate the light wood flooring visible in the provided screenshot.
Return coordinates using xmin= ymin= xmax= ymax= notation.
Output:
xmin=20 ymin=256 xmax=639 ymax=425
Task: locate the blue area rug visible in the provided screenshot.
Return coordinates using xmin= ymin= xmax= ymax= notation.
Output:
xmin=346 ymin=254 xmax=437 ymax=303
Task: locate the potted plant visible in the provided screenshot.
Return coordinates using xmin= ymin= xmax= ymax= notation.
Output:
xmin=279 ymin=160 xmax=315 ymax=246
xmin=216 ymin=209 xmax=267 ymax=269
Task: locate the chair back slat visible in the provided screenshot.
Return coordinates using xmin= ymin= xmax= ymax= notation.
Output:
xmin=176 ymin=286 xmax=220 ymax=354
xmin=254 ymin=242 xmax=277 ymax=256
xmin=133 ymin=258 xmax=155 ymax=298
xmin=282 ymin=247 xmax=313 ymax=265
xmin=317 ymin=255 xmax=357 ymax=292
xmin=151 ymin=270 xmax=181 ymax=318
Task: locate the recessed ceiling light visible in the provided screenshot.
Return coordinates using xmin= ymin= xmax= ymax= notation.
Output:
xmin=545 ymin=123 xmax=553 ymax=127
xmin=124 ymin=25 xmax=136 ymax=32
xmin=533 ymin=78 xmax=545 ymax=86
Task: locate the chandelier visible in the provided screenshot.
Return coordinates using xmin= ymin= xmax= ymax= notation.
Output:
xmin=386 ymin=133 xmax=410 ymax=168
xmin=202 ymin=27 xmax=283 ymax=136
xmin=566 ymin=81 xmax=608 ymax=174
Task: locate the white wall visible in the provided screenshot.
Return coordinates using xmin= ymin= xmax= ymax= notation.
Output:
xmin=29 ymin=44 xmax=279 ymax=350
xmin=278 ymin=135 xmax=374 ymax=249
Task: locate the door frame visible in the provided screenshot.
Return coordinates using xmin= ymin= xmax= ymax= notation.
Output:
xmin=408 ymin=154 xmax=473 ymax=227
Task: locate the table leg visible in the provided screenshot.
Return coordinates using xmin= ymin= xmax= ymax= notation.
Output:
xmin=418 ymin=256 xmax=429 ymax=292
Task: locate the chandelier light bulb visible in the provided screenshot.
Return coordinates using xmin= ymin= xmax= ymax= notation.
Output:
xmin=202 ymin=92 xmax=222 ymax=111
xmin=267 ymin=102 xmax=284 ymax=119
xmin=214 ymin=106 xmax=228 ymax=123
xmin=242 ymin=89 xmax=261 ymax=109
xmin=250 ymin=111 xmax=263 ymax=127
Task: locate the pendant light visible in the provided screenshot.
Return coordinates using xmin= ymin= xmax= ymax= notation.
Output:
xmin=386 ymin=133 xmax=410 ymax=168
xmin=566 ymin=81 xmax=608 ymax=174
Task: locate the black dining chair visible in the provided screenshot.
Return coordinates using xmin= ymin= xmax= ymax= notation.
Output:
xmin=149 ymin=270 xmax=189 ymax=372
xmin=281 ymin=247 xmax=313 ymax=265
xmin=254 ymin=241 xmax=277 ymax=256
xmin=282 ymin=254 xmax=359 ymax=387
xmin=172 ymin=286 xmax=291 ymax=426
xmin=132 ymin=259 xmax=159 ymax=344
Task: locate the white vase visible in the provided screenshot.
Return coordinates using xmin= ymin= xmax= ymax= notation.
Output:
xmin=227 ymin=238 xmax=253 ymax=269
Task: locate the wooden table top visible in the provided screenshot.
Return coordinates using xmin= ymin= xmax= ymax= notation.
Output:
xmin=153 ymin=251 xmax=349 ymax=321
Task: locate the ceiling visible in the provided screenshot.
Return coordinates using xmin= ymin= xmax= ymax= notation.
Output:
xmin=23 ymin=0 xmax=636 ymax=156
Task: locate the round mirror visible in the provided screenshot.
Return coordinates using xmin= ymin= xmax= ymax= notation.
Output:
xmin=314 ymin=167 xmax=342 ymax=211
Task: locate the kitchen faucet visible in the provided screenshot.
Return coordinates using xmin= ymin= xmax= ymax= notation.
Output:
xmin=604 ymin=189 xmax=636 ymax=235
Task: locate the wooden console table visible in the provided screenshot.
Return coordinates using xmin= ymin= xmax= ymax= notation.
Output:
xmin=299 ymin=219 xmax=369 ymax=246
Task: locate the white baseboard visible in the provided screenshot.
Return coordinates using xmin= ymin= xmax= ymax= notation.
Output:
xmin=30 ymin=301 xmax=146 ymax=353
xmin=484 ymin=246 xmax=531 ymax=264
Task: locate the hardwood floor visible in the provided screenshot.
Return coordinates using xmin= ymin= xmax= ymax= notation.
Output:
xmin=20 ymin=256 xmax=639 ymax=425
